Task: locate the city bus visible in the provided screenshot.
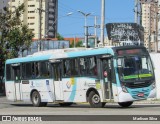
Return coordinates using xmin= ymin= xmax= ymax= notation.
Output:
xmin=4 ymin=46 xmax=156 ymax=108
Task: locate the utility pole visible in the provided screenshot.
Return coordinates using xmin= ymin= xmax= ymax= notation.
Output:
xmin=77 ymin=10 xmax=91 ymax=48
xmin=101 ymin=0 xmax=105 ymax=46
xmin=94 ymin=16 xmax=98 ymax=47
xmin=85 ymin=19 xmax=88 ymax=48
xmin=154 ymin=2 xmax=158 ymax=53
xmin=74 ymin=36 xmax=76 ymax=48
xmin=86 ymin=26 xmax=89 ymax=48
xmin=135 ymin=0 xmax=138 ymax=24
xmin=148 ymin=4 xmax=151 ymax=53
xmin=38 ymin=0 xmax=42 ymax=51
xmin=154 ymin=13 xmax=158 ymax=53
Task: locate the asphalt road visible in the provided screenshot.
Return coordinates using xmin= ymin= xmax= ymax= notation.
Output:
xmin=0 ymin=96 xmax=160 ymax=124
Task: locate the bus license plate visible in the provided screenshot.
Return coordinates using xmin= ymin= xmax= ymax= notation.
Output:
xmin=137 ymin=93 xmax=144 ymax=97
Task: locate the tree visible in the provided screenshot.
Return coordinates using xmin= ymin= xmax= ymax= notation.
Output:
xmin=70 ymin=40 xmax=74 ymax=48
xmin=56 ymin=33 xmax=64 ymax=40
xmin=0 ymin=3 xmax=34 ymax=92
xmin=76 ymin=40 xmax=83 ymax=47
xmin=70 ymin=40 xmax=83 ymax=48
xmin=7 ymin=25 xmax=34 ymax=58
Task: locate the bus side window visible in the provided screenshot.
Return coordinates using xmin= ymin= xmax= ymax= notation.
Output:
xmin=6 ymin=64 xmax=12 ymax=81
xmin=40 ymin=61 xmax=50 ymax=78
xmin=79 ymin=58 xmax=86 ymax=75
xmin=31 ymin=63 xmax=36 ymax=78
xmin=63 ymin=59 xmax=71 ymax=77
xmin=35 ymin=62 xmax=40 ymax=78
xmin=89 ymin=57 xmax=97 ymax=76
xmin=12 ymin=66 xmax=20 ymax=81
xmin=63 ymin=59 xmax=79 ymax=77
xmin=70 ymin=59 xmax=79 ymax=76
xmin=53 ymin=63 xmax=62 ymax=81
xmin=22 ymin=63 xmax=32 ymax=79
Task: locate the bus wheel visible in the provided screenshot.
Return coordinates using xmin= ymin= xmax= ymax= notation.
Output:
xmin=88 ymin=91 xmax=103 ymax=108
xmin=59 ymin=102 xmax=73 ymax=107
xmin=102 ymin=102 xmax=106 ymax=107
xmin=31 ymin=91 xmax=43 ymax=107
xmin=118 ymin=102 xmax=133 ymax=107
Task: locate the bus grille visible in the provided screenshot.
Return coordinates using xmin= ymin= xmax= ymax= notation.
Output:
xmin=130 ymin=89 xmax=150 ymax=99
xmin=124 ymin=81 xmax=152 ymax=89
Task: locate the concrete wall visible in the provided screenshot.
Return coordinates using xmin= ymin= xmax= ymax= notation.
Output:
xmin=150 ymin=53 xmax=160 ymax=99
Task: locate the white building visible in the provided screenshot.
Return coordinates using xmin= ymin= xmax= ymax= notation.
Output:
xmin=158 ymin=0 xmax=160 ymax=51
xmin=9 ymin=0 xmax=58 ymax=39
xmin=141 ymin=0 xmax=158 ymax=52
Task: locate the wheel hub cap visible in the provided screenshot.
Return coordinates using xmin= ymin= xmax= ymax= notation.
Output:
xmin=92 ymin=94 xmax=100 ymax=104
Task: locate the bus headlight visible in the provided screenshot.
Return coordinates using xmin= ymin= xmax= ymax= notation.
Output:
xmin=151 ymin=82 xmax=156 ymax=90
xmin=122 ymin=85 xmax=128 ymax=93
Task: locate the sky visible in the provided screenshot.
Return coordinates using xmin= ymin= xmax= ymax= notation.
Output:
xmin=58 ymin=0 xmax=135 ymax=38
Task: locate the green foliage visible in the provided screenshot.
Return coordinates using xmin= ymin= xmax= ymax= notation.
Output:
xmin=76 ymin=40 xmax=83 ymax=47
xmin=70 ymin=40 xmax=74 ymax=48
xmin=56 ymin=33 xmax=64 ymax=40
xmin=0 ymin=3 xmax=34 ymax=77
xmin=7 ymin=25 xmax=34 ymax=58
xmin=70 ymin=40 xmax=83 ymax=48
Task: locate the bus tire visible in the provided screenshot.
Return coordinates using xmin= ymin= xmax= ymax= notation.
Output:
xmin=31 ymin=91 xmax=43 ymax=107
xmin=59 ymin=102 xmax=73 ymax=107
xmin=118 ymin=102 xmax=133 ymax=107
xmin=88 ymin=91 xmax=103 ymax=108
xmin=102 ymin=102 xmax=106 ymax=107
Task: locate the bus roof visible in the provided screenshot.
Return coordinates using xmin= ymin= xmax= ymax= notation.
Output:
xmin=6 ymin=47 xmax=115 ymax=64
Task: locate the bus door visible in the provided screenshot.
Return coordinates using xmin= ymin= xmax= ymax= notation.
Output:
xmin=101 ymin=58 xmax=113 ymax=100
xmin=52 ymin=62 xmax=64 ymax=101
xmin=12 ymin=64 xmax=22 ymax=101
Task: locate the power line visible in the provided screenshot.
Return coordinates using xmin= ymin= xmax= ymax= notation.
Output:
xmin=59 ymin=0 xmax=78 ymax=13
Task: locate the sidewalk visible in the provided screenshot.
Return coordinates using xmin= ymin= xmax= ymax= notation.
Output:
xmin=134 ymin=99 xmax=160 ymax=104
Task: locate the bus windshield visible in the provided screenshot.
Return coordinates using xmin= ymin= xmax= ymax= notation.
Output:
xmin=117 ymin=55 xmax=154 ymax=81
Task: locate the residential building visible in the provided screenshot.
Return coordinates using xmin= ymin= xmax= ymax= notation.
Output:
xmin=141 ymin=0 xmax=158 ymax=52
xmin=158 ymin=0 xmax=160 ymax=51
xmin=104 ymin=37 xmax=112 ymax=46
xmin=8 ymin=0 xmax=58 ymax=39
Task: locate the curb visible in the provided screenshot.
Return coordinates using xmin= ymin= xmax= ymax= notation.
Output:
xmin=78 ymin=102 xmax=160 ymax=105
xmin=79 ymin=100 xmax=160 ymax=105
xmin=134 ymin=101 xmax=160 ymax=104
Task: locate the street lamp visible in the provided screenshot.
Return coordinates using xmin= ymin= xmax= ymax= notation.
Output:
xmin=39 ymin=12 xmax=73 ymax=51
xmin=101 ymin=0 xmax=105 ymax=46
xmin=77 ymin=10 xmax=91 ymax=48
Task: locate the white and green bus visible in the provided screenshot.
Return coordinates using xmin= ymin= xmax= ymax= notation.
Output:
xmin=5 ymin=46 xmax=156 ymax=107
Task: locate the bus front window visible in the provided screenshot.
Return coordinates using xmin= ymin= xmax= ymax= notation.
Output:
xmin=117 ymin=56 xmax=154 ymax=81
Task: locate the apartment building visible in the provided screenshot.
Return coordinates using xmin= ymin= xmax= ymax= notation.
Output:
xmin=158 ymin=0 xmax=160 ymax=51
xmin=0 ymin=0 xmax=9 ymax=13
xmin=9 ymin=0 xmax=58 ymax=39
xmin=141 ymin=0 xmax=158 ymax=52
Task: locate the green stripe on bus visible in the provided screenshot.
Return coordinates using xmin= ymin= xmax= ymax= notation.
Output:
xmin=123 ymin=75 xmax=138 ymax=79
xmin=123 ymin=74 xmax=152 ymax=79
xmin=139 ymin=74 xmax=152 ymax=78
